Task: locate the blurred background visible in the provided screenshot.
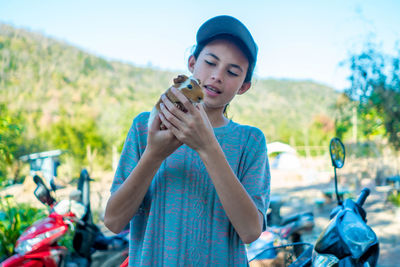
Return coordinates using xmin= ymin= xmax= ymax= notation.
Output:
xmin=0 ymin=0 xmax=399 ymax=265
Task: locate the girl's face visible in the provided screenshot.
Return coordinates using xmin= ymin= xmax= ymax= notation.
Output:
xmin=188 ymin=38 xmax=251 ymax=114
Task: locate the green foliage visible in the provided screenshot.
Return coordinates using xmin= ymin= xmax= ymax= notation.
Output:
xmin=0 ymin=104 xmax=23 ymax=184
xmin=346 ymin=43 xmax=400 ymax=149
xmin=42 ymin=113 xmax=108 ymax=164
xmin=331 ymin=93 xmax=355 ymax=140
xmin=346 ymin=141 xmax=381 ymax=158
xmin=0 ymin=195 xmax=47 ymax=258
xmin=388 ymin=191 xmax=400 ymax=207
xmin=0 ymin=22 xmax=343 ymax=182
xmin=0 ymin=23 xmax=174 ymax=178
xmin=358 ymin=106 xmax=386 ymax=139
xmin=309 ymin=113 xmax=335 ymax=146
xmin=58 ymin=229 xmax=75 ymax=254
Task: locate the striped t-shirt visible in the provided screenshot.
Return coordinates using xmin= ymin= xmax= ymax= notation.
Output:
xmin=111 ymin=112 xmax=270 ymax=266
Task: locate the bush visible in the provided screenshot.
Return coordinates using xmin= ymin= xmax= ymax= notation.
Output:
xmin=0 ymin=195 xmax=47 ymax=259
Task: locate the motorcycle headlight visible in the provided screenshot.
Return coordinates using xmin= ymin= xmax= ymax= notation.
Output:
xmin=340 ymin=210 xmax=377 ymax=259
xmin=15 ymin=228 xmax=64 ymax=254
xmin=315 ymin=208 xmax=378 ymax=261
xmin=312 ymin=250 xmax=339 ymax=267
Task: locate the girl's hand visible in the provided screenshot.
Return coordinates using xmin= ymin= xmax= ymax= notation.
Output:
xmin=159 ymin=87 xmax=217 ymax=153
xmin=146 ymin=111 xmax=182 ymax=161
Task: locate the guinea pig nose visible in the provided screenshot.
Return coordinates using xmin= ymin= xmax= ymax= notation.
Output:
xmin=187 ymin=84 xmax=193 ymax=89
xmin=198 ymin=97 xmax=202 ymax=102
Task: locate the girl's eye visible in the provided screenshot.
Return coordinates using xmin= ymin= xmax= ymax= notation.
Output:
xmin=228 ymin=70 xmax=239 ymax=77
xmin=205 ymin=60 xmax=216 ymax=66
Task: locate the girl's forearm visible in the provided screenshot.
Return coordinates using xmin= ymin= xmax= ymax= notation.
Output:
xmin=198 ymin=142 xmax=263 ymax=244
xmin=104 ymin=150 xmax=163 ymax=233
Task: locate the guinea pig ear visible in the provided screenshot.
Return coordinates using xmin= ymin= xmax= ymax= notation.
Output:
xmin=173 ymin=75 xmax=188 ymax=85
xmin=189 ymin=76 xmax=201 ymax=85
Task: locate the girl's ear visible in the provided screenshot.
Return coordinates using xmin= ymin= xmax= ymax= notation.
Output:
xmin=237 ymin=82 xmax=251 ymax=95
xmin=188 ymin=55 xmax=196 ymax=73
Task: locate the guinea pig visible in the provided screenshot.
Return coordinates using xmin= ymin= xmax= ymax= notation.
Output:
xmin=148 ymin=74 xmax=203 ymax=130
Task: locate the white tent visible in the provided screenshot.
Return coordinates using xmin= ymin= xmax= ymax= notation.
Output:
xmin=267 ymin=142 xmax=300 ymax=170
xmin=267 ymin=142 xmax=296 ymax=154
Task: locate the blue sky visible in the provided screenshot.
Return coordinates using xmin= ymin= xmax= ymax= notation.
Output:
xmin=1 ymin=0 xmax=399 ymax=91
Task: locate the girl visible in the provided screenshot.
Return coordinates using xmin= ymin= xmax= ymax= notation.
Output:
xmin=104 ymin=15 xmax=270 ymax=266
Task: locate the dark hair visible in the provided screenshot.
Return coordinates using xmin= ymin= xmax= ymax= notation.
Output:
xmin=192 ymin=35 xmax=256 ymax=83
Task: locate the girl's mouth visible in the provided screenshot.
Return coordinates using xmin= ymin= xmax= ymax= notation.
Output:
xmin=205 ymin=85 xmax=221 ymax=95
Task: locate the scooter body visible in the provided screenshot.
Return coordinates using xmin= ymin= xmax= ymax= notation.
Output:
xmin=1 ymin=170 xmax=128 ymax=267
xmin=1 ymin=210 xmax=77 ymax=267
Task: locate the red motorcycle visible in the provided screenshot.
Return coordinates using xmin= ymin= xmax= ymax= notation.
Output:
xmin=1 ymin=170 xmax=128 ymax=267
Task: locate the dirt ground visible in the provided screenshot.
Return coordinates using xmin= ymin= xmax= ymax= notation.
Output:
xmin=270 ymin=169 xmax=400 ymax=267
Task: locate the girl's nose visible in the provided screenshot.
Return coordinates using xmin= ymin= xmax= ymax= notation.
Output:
xmin=211 ymin=68 xmax=224 ymax=83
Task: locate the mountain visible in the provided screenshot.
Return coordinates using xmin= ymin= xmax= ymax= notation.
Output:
xmin=0 ymin=23 xmax=339 ymax=161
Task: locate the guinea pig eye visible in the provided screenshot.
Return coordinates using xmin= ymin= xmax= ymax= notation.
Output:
xmin=187 ymin=84 xmax=193 ymax=89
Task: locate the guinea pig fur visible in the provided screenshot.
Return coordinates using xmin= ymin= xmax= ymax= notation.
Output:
xmin=148 ymin=75 xmax=203 ymax=130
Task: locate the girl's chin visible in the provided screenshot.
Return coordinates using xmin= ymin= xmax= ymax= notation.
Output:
xmin=201 ymin=101 xmax=226 ymax=112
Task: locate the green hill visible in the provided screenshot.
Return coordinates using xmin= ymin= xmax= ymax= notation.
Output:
xmin=0 ymin=23 xmax=339 ymax=169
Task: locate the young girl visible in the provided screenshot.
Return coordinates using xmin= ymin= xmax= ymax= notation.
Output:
xmin=104 ymin=15 xmax=270 ymax=266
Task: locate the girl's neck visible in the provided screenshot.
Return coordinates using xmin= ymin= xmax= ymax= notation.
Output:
xmin=204 ymin=106 xmax=229 ymax=128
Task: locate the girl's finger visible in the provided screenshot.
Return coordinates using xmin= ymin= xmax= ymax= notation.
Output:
xmin=159 ymin=109 xmax=183 ymax=141
xmin=149 ymin=112 xmax=162 ymax=132
xmin=161 ymin=94 xmax=186 ymax=121
xmin=159 ymin=103 xmax=182 ymax=130
xmin=170 ymin=87 xmax=196 ymax=113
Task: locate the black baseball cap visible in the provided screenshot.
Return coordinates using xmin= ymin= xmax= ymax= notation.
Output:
xmin=196 ymin=15 xmax=258 ymax=64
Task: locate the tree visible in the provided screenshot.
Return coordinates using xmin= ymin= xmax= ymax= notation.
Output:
xmin=43 ymin=114 xmax=109 ymax=167
xmin=345 ymin=44 xmax=400 ymax=149
xmin=332 ymin=93 xmax=354 ymax=140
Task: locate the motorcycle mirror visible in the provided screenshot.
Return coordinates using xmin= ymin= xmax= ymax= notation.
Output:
xmin=33 ymin=174 xmax=46 ymax=186
xmin=329 ymin=137 xmax=345 ymax=206
xmin=33 ymin=175 xmax=55 ymax=206
xmin=329 ymin=137 xmax=345 ymax=169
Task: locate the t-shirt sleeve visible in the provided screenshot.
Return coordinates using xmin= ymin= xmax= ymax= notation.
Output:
xmin=239 ymin=128 xmax=271 ymax=231
xmin=110 ymin=113 xmax=148 ymax=194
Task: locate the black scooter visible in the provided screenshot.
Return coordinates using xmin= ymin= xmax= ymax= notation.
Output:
xmin=290 ymin=137 xmax=379 ymax=266
xmin=70 ymin=169 xmax=129 ymax=266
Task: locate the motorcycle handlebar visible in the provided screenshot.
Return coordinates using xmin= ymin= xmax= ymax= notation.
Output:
xmin=33 ymin=175 xmax=44 ymax=185
xmin=356 ymin=188 xmax=370 ymax=207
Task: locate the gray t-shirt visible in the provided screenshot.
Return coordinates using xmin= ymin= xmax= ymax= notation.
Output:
xmin=111 ymin=112 xmax=270 ymax=266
